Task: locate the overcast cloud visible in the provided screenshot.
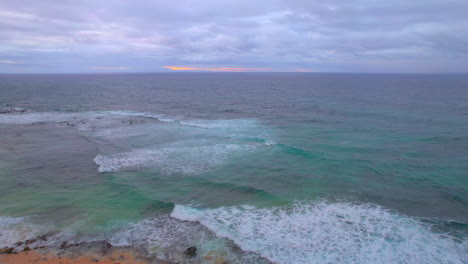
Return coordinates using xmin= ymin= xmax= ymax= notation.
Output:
xmin=0 ymin=0 xmax=467 ymax=73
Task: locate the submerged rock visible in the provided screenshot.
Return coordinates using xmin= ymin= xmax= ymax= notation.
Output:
xmin=0 ymin=107 xmax=27 ymax=114
xmin=184 ymin=246 xmax=197 ymax=258
xmin=37 ymin=233 xmax=52 ymax=241
xmin=204 ymin=250 xmax=228 ymax=264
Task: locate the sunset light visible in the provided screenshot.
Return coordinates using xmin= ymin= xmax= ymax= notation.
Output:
xmin=1 ymin=1 xmax=466 ymax=263
xmin=164 ymin=66 xmax=271 ymax=72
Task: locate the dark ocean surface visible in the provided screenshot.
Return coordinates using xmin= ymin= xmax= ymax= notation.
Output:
xmin=0 ymin=73 xmax=467 ymax=263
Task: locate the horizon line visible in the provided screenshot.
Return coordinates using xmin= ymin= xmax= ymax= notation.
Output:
xmin=1 ymin=71 xmax=468 ymax=75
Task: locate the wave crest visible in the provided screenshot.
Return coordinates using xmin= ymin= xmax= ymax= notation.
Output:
xmin=94 ymin=143 xmax=255 ymax=174
xmin=171 ymin=201 xmax=467 ymax=264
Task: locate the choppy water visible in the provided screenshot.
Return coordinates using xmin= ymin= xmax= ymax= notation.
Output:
xmin=0 ymin=73 xmax=467 ymax=263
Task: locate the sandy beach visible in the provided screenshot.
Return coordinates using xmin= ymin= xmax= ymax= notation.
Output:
xmin=0 ymin=238 xmax=153 ymax=264
xmin=0 ymin=249 xmax=149 ymax=264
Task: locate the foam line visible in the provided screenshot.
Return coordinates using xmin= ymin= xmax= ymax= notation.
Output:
xmin=171 ymin=201 xmax=467 ymax=264
xmin=94 ymin=143 xmax=255 ymax=174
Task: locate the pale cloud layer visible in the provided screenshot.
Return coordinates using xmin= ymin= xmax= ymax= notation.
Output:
xmin=0 ymin=0 xmax=467 ymax=73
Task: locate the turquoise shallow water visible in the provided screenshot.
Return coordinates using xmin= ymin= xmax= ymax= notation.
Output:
xmin=0 ymin=73 xmax=467 ymax=263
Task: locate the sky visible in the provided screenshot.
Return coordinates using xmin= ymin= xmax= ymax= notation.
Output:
xmin=0 ymin=0 xmax=467 ymax=73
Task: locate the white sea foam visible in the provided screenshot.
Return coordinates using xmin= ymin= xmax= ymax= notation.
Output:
xmin=0 ymin=216 xmax=74 ymax=249
xmin=177 ymin=119 xmax=276 ymax=145
xmin=0 ymin=112 xmax=86 ymax=124
xmin=0 ymin=110 xmax=276 ymax=174
xmin=0 ymin=110 xmax=264 ymax=134
xmin=94 ymin=143 xmax=255 ymax=174
xmin=171 ymin=201 xmax=467 ymax=264
xmin=178 ymin=119 xmax=256 ymax=129
xmin=0 ymin=110 xmax=273 ymax=140
xmin=105 ymin=110 xmax=175 ymax=122
xmin=108 ymin=215 xmax=210 ymax=261
xmin=0 ymin=110 xmax=173 ymax=125
xmin=0 ymin=216 xmax=38 ymax=247
xmin=108 ymin=215 xmax=266 ymax=263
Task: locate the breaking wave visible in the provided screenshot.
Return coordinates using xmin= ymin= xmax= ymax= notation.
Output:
xmin=0 ymin=110 xmax=171 ymax=126
xmin=0 ymin=216 xmax=40 ymax=248
xmin=93 ymin=143 xmax=256 ymax=174
xmin=171 ymin=201 xmax=467 ymax=264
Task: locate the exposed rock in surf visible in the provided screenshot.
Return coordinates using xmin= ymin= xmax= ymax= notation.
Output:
xmin=11 ymin=232 xmax=53 ymax=251
xmin=0 ymin=247 xmax=15 ymax=254
xmin=59 ymin=240 xmax=113 ymax=255
xmin=23 ymin=246 xmax=31 ymax=251
xmin=33 ymin=246 xmax=45 ymax=250
xmin=184 ymin=246 xmax=197 ymax=258
xmin=25 ymin=238 xmax=37 ymax=245
xmin=60 ymin=241 xmax=71 ymax=249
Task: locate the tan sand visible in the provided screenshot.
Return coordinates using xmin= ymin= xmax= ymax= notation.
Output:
xmin=0 ymin=249 xmax=150 ymax=264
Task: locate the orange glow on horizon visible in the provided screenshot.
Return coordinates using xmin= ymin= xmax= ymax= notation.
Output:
xmin=164 ymin=66 xmax=203 ymax=71
xmin=164 ymin=66 xmax=271 ymax=72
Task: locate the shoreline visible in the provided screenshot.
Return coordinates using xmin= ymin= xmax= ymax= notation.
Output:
xmin=0 ymin=236 xmax=155 ymax=264
xmin=0 ymin=248 xmax=151 ymax=264
xmin=0 ymin=233 xmax=226 ymax=264
xmin=0 ymin=244 xmax=228 ymax=264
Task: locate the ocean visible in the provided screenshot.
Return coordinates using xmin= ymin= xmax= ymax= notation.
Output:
xmin=0 ymin=73 xmax=467 ymax=263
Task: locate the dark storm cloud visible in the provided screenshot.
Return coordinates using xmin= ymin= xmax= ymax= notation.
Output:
xmin=0 ymin=0 xmax=467 ymax=72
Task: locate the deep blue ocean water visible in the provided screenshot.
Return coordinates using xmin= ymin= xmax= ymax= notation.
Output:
xmin=0 ymin=73 xmax=467 ymax=263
